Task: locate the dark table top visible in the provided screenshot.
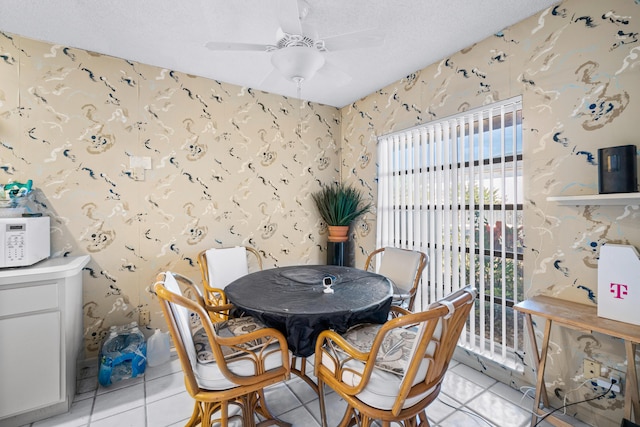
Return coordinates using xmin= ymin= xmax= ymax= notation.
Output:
xmin=225 ymin=265 xmax=393 ymax=357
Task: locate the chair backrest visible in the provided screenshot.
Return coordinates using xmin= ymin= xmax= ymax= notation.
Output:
xmin=197 ymin=246 xmax=262 ymax=310
xmin=388 ymin=286 xmax=476 ymax=415
xmin=198 ymin=246 xmax=262 ymax=291
xmin=153 ymin=271 xmax=206 ymax=395
xmin=365 ymin=247 xmax=428 ymax=309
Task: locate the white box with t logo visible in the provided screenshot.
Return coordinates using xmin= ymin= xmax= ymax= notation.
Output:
xmin=598 ymin=243 xmax=640 ymax=326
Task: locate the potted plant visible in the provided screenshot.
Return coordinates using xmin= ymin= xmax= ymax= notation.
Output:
xmin=311 ymin=182 xmax=372 ymax=242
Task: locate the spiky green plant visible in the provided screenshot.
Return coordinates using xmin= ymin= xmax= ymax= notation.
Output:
xmin=311 ymin=183 xmax=372 ymax=226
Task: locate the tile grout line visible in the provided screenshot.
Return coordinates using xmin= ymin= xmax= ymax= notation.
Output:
xmin=32 ymin=354 xmax=543 ymax=427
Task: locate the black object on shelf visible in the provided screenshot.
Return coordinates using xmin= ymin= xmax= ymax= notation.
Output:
xmin=598 ymin=144 xmax=637 ymax=194
xmin=327 ymin=241 xmax=354 ymax=267
xmin=621 ymin=418 xmax=640 ymax=427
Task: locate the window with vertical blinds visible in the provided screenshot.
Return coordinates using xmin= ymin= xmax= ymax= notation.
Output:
xmin=376 ymin=96 xmax=523 ymax=366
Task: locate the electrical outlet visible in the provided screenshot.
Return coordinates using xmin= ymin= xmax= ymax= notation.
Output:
xmin=583 ymin=359 xmax=601 ymax=379
xmin=139 ymin=309 xmax=150 ymax=326
xmin=595 ymin=375 xmax=622 ymax=394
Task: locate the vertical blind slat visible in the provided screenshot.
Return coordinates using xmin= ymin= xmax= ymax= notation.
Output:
xmin=428 ymin=127 xmax=437 ymax=305
xmin=467 ymin=113 xmax=476 ymax=349
xmin=443 ymin=122 xmax=451 ymax=299
xmin=419 ymin=128 xmax=429 ymax=309
xmin=451 ymin=120 xmax=458 ymax=297
xmin=488 ymin=106 xmax=495 ymax=357
xmin=477 ymin=109 xmax=486 ymax=355
xmin=511 ymin=102 xmax=520 ymax=358
xmin=376 ymin=137 xmax=386 ymax=249
xmin=500 ymin=104 xmax=507 ymax=361
xmin=413 ymin=130 xmax=421 ymax=252
xmin=433 ymin=124 xmax=447 ymax=299
xmin=393 ymin=135 xmax=400 ymax=248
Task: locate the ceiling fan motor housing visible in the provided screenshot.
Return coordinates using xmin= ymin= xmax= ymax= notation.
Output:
xmin=270 ymin=45 xmax=326 ymax=82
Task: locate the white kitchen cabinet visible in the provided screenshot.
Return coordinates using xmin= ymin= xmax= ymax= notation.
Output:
xmin=0 ymin=255 xmax=90 ymax=427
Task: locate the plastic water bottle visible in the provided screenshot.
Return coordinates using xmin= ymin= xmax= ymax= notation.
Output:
xmin=98 ymin=322 xmax=147 ymax=386
xmin=147 ymin=329 xmax=171 ymax=367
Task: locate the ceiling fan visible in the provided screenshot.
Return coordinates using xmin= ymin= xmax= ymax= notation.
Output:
xmin=205 ymin=0 xmax=384 ymax=88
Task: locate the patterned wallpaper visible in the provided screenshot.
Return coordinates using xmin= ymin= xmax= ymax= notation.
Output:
xmin=1 ymin=0 xmax=639 ymax=424
xmin=0 ymin=33 xmax=341 ymax=355
xmin=342 ymin=0 xmax=639 ymax=425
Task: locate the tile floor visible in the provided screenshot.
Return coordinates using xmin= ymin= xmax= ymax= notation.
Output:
xmin=25 ymin=355 xmax=554 ymax=427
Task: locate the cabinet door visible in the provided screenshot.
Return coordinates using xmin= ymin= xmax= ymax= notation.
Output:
xmin=0 ymin=311 xmax=61 ymax=418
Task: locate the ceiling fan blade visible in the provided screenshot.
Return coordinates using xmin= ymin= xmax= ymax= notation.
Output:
xmin=205 ymin=41 xmax=269 ymax=52
xmin=316 ymin=60 xmax=351 ymax=87
xmin=277 ymin=0 xmax=303 ymax=35
xmin=322 ymin=28 xmax=385 ymax=51
xmin=259 ymin=67 xmax=285 ymax=87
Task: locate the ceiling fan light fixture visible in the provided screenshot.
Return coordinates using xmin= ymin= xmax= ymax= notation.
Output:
xmin=270 ymin=46 xmax=325 ymax=82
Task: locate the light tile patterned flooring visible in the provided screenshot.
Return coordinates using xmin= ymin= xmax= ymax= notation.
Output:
xmin=26 ymin=354 xmax=554 ymax=427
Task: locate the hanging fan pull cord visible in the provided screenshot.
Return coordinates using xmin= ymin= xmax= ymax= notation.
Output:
xmin=295 ymin=77 xmax=303 ymax=137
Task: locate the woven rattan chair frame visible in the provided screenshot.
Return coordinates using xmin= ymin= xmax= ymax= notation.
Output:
xmin=154 ymin=271 xmax=290 ymax=427
xmin=315 ymin=286 xmax=476 ymax=427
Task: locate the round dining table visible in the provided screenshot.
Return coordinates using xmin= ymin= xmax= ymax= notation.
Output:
xmin=225 ymin=265 xmax=393 ymax=358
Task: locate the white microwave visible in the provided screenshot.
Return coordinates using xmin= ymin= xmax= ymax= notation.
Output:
xmin=0 ymin=216 xmax=50 ymax=268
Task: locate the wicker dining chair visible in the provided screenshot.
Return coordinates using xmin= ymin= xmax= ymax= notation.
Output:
xmin=364 ymin=247 xmax=428 ymax=311
xmin=197 ymin=246 xmax=262 ymax=319
xmin=314 ymin=286 xmax=477 ymax=427
xmin=153 ymin=271 xmax=290 ymax=427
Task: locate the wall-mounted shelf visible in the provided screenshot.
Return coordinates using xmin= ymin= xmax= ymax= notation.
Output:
xmin=547 ymin=192 xmax=640 ymax=205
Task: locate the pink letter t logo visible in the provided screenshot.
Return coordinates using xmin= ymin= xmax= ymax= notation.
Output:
xmin=610 ymin=283 xmax=628 ymax=299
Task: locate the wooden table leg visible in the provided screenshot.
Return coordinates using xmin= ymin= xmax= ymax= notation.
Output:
xmin=527 ymin=314 xmax=552 ymax=426
xmin=625 ymin=340 xmax=640 ymax=422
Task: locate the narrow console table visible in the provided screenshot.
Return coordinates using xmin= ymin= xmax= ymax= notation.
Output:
xmin=515 ymin=296 xmax=640 ymax=427
xmin=0 ymin=255 xmax=90 ymax=427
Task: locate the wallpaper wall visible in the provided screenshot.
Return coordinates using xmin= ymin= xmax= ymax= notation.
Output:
xmin=0 ymin=33 xmax=342 ymax=356
xmin=1 ymin=0 xmax=639 ymax=424
xmin=342 ymin=0 xmax=639 ymax=425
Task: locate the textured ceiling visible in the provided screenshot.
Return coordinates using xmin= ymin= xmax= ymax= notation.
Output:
xmin=0 ymin=0 xmax=559 ymax=107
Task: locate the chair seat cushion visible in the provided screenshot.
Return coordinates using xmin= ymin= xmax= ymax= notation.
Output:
xmin=320 ymin=347 xmax=435 ymax=411
xmin=193 ymin=316 xmax=268 ymax=362
xmin=341 ymin=323 xmax=417 ymax=376
xmin=191 ymin=316 xmax=286 ymax=390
